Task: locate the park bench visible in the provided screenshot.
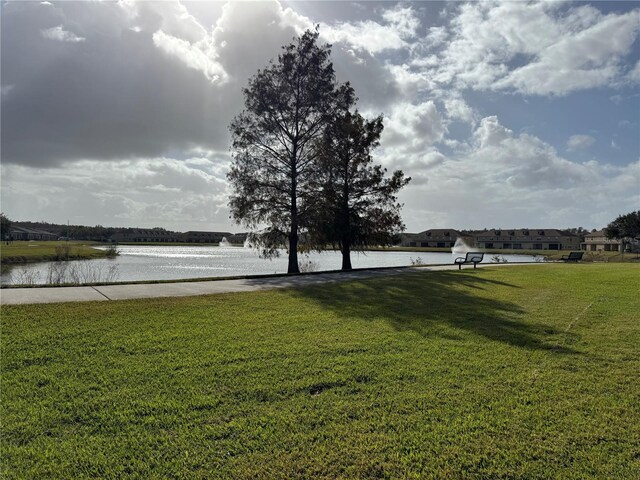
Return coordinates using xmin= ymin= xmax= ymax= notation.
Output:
xmin=454 ymin=252 xmax=484 ymax=270
xmin=560 ymin=251 xmax=584 ymax=263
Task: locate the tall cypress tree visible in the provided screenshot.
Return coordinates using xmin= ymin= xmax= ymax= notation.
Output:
xmin=312 ymin=91 xmax=410 ymax=271
xmin=228 ymin=30 xmax=337 ymax=274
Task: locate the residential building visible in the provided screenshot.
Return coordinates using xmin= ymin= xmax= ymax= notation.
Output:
xmin=472 ymin=229 xmax=581 ymax=250
xmin=581 ymin=230 xmax=639 ymax=252
xmin=9 ymin=226 xmax=57 ymax=241
xmin=110 ymin=228 xmax=182 ymax=243
xmin=181 ymin=231 xmax=232 ymax=243
xmin=400 ymin=229 xmax=470 ymax=248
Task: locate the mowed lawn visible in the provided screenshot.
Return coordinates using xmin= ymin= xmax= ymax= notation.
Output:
xmin=0 ymin=241 xmax=107 ymax=264
xmin=1 ymin=265 xmax=639 ymax=479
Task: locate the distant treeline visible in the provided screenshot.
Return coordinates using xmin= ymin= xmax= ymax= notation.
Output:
xmin=14 ymin=222 xmax=174 ymax=242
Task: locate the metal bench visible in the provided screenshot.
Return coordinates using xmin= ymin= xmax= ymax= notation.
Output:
xmin=560 ymin=251 xmax=584 ymax=263
xmin=454 ymin=252 xmax=484 ymax=270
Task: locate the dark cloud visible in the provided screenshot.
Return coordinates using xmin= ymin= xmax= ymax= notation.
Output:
xmin=1 ymin=1 xmax=404 ymax=168
xmin=1 ymin=2 xmax=240 ymax=166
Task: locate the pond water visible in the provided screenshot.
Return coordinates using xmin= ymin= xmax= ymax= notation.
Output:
xmin=1 ymin=245 xmax=540 ymax=285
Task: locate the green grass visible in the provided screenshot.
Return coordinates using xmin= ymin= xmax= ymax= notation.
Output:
xmin=0 ymin=241 xmax=110 ymax=264
xmin=381 ymin=246 xmax=640 ymax=262
xmin=2 ymin=264 xmax=639 ymax=478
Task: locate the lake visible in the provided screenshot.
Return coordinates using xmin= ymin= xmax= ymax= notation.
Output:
xmin=1 ymin=245 xmax=540 ymax=285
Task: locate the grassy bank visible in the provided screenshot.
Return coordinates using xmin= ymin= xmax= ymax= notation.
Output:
xmin=0 ymin=241 xmax=113 ymax=264
xmin=2 ymin=264 xmax=639 ymax=478
xmin=378 ymin=246 xmax=640 ymax=262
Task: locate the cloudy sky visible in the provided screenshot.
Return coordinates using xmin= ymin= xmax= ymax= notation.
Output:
xmin=1 ymin=0 xmax=639 ymax=233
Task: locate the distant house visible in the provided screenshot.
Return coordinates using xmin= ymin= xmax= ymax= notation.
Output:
xmin=110 ymin=228 xmax=181 ymax=243
xmin=181 ymin=231 xmax=232 ymax=243
xmin=9 ymin=226 xmax=57 ymax=241
xmin=581 ymin=230 xmax=639 ymax=252
xmin=400 ymin=229 xmax=470 ymax=248
xmin=473 ymin=229 xmax=580 ymax=251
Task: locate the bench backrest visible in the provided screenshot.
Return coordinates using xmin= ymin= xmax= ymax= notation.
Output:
xmin=568 ymin=251 xmax=584 ymax=259
xmin=466 ymin=252 xmax=484 ymax=262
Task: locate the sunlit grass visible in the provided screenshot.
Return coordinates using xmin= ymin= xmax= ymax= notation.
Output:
xmin=0 ymin=241 xmax=109 ymax=264
xmin=2 ymin=264 xmax=638 ymax=478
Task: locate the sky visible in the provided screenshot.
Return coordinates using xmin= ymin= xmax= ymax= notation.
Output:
xmin=1 ymin=0 xmax=639 ymax=233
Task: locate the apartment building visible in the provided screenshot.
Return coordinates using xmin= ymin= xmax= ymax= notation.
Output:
xmin=581 ymin=229 xmax=638 ymax=252
xmin=400 ymin=229 xmax=470 ymax=248
xmin=401 ymin=228 xmax=582 ymax=250
xmin=473 ymin=229 xmax=581 ymax=250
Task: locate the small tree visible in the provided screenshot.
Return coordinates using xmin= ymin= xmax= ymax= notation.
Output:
xmin=228 ymin=29 xmax=338 ymax=274
xmin=605 ymin=211 xmax=640 ymax=239
xmin=311 ymin=93 xmax=410 ymax=270
xmin=0 ymin=213 xmax=12 ymax=241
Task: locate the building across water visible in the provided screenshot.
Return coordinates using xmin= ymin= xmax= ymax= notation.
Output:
xmin=582 ymin=229 xmax=639 ymax=252
xmin=400 ymin=228 xmax=582 ymax=251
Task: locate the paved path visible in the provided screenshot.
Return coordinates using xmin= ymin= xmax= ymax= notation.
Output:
xmin=0 ymin=263 xmax=543 ymax=305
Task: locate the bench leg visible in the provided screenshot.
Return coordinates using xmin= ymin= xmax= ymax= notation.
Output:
xmin=458 ymin=264 xmax=461 ymax=270
xmin=473 ymin=263 xmax=477 ymax=269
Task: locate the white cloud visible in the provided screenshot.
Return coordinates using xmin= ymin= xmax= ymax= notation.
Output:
xmin=398 ymin=116 xmax=637 ymax=230
xmin=0 ymin=157 xmax=232 ymax=231
xmin=567 ymin=134 xmax=595 ymax=151
xmin=152 ymin=30 xmax=228 ymax=83
xmin=382 ymin=101 xmax=446 ymax=153
xmin=41 ymin=25 xmax=85 ymax=43
xmin=424 ymin=26 xmax=448 ymax=48
xmin=473 ymin=116 xmax=512 ymax=148
xmin=628 ymin=60 xmax=640 ymax=83
xmin=443 ymin=95 xmax=477 ymax=125
xmin=417 ymin=2 xmax=640 ymax=96
xmin=321 ymin=6 xmax=419 ymax=54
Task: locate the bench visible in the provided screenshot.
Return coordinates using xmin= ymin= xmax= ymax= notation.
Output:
xmin=454 ymin=252 xmax=484 ymax=270
xmin=560 ymin=251 xmax=584 ymax=263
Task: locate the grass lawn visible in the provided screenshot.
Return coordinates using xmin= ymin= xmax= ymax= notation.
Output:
xmin=2 ymin=264 xmax=639 ymax=478
xmin=0 ymin=241 xmax=110 ymax=264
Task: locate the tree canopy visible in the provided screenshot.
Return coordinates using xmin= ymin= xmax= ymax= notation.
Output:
xmin=228 ymin=29 xmax=410 ymax=273
xmin=310 ymin=88 xmax=410 ymax=270
xmin=1 ymin=213 xmax=11 ymax=240
xmin=605 ymin=211 xmax=640 ymax=239
xmin=228 ymin=29 xmax=338 ymax=274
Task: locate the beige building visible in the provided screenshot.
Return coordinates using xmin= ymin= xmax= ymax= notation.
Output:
xmin=400 ymin=229 xmax=470 ymax=248
xmin=473 ymin=229 xmax=581 ymax=250
xmin=402 ymin=228 xmax=582 ymax=250
xmin=581 ymin=230 xmax=638 ymax=252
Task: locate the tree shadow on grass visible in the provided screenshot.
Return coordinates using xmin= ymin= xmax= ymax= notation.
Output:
xmin=291 ymin=270 xmax=578 ymax=354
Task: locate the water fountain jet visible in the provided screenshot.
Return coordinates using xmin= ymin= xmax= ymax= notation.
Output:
xmin=451 ymin=237 xmax=473 ymax=255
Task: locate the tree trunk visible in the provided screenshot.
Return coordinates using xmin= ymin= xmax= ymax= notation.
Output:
xmin=288 ymin=230 xmax=300 ymax=274
xmin=288 ymin=150 xmax=300 ymax=274
xmin=341 ymin=242 xmax=352 ymax=271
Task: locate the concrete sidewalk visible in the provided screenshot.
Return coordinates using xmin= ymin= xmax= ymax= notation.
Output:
xmin=0 ymin=263 xmax=541 ymax=305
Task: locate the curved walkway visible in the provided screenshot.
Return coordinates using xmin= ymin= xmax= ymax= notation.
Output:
xmin=0 ymin=263 xmax=544 ymax=305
